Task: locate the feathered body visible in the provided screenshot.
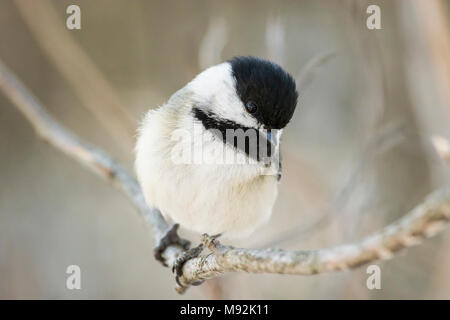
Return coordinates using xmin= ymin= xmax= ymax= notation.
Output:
xmin=135 ymin=57 xmax=297 ymax=239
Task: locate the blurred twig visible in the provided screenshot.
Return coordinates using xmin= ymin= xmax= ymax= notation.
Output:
xmin=296 ymin=51 xmax=336 ymax=93
xmin=413 ymin=0 xmax=450 ymax=110
xmin=14 ymin=0 xmax=136 ymax=150
xmin=261 ymin=122 xmax=406 ymax=248
xmin=198 ymin=17 xmax=228 ymax=70
xmin=1 ymin=59 xmax=449 ymax=294
xmin=341 ymin=0 xmax=387 ymax=135
xmin=432 ymin=135 xmax=450 ymax=164
xmin=266 ymin=13 xmax=286 ymax=65
xmin=0 ymin=59 xmax=167 ymax=239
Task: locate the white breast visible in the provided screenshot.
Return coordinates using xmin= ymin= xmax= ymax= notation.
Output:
xmin=135 ymin=103 xmax=278 ymax=239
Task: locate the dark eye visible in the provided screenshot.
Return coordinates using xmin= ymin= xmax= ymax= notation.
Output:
xmin=245 ymin=101 xmax=258 ymax=114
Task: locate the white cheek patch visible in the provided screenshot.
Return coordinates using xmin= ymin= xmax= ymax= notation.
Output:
xmin=187 ymin=62 xmax=259 ymax=129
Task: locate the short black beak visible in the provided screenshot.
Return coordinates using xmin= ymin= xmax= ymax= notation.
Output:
xmin=266 ymin=129 xmax=277 ymax=146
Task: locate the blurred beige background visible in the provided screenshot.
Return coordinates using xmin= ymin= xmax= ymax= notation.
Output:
xmin=0 ymin=0 xmax=449 ymax=299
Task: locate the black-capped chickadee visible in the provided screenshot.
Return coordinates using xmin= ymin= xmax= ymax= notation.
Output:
xmin=135 ymin=56 xmax=298 ymax=268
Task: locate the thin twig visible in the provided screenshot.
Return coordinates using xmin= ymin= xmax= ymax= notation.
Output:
xmin=260 ymin=122 xmax=406 ymax=249
xmin=1 ymin=59 xmax=449 ymax=294
xmin=296 ymin=51 xmax=336 ymax=92
xmin=14 ymin=0 xmax=136 ymax=150
xmin=179 ymin=190 xmax=450 ymax=288
xmin=0 ymin=60 xmax=167 ymax=238
xmin=432 ymin=135 xmax=450 ymax=164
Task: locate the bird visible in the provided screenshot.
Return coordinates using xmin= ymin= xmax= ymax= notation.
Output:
xmin=135 ymin=56 xmax=298 ymax=278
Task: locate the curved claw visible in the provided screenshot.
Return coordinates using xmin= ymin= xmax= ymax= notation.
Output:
xmin=172 ymin=243 xmax=205 ymax=287
xmin=153 ymin=223 xmax=190 ymax=266
xmin=201 ymin=233 xmax=222 ymax=250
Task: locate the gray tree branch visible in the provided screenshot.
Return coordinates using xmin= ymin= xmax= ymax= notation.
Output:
xmin=1 ymin=59 xmax=449 ymax=294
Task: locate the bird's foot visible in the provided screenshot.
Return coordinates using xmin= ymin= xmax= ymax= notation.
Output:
xmin=201 ymin=233 xmax=222 ymax=251
xmin=172 ymin=233 xmax=222 ymax=288
xmin=153 ymin=223 xmax=190 ymax=267
xmin=172 ymin=243 xmax=205 ymax=287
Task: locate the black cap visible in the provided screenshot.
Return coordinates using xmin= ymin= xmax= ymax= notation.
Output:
xmin=229 ymin=56 xmax=298 ymax=129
